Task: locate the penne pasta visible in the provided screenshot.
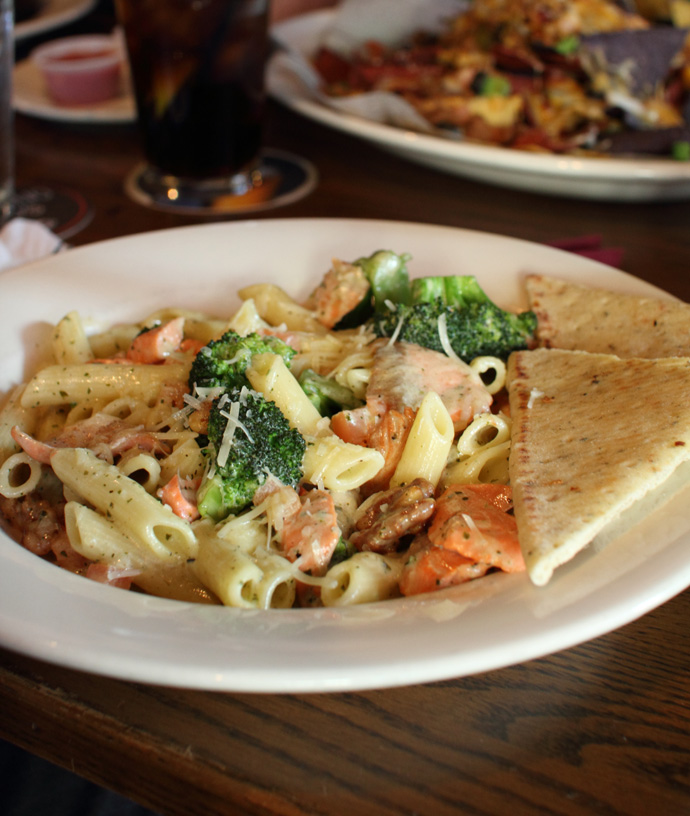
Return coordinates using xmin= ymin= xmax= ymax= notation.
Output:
xmin=0 ymin=452 xmax=43 ymax=498
xmin=469 ymin=356 xmax=506 ymax=395
xmin=51 ymin=447 xmax=197 ymax=560
xmin=88 ymin=324 xmax=140 ymax=359
xmin=443 ymin=439 xmax=511 ymax=486
xmin=456 ymin=412 xmax=511 ymax=457
xmin=64 ymin=501 xmax=161 ymax=569
xmin=226 ymin=298 xmax=271 ymax=337
xmin=247 ymin=352 xmax=324 ymax=436
xmin=0 ymin=385 xmax=34 ymax=464
xmin=158 ymin=434 xmax=205 ymax=484
xmin=302 ymin=434 xmax=384 ymax=491
xmin=442 ymin=412 xmax=512 ymax=487
xmin=117 ymin=451 xmax=162 ymax=494
xmin=239 ymin=283 xmax=327 ymax=333
xmin=321 ymin=552 xmax=403 ymax=606
xmin=52 ymin=311 xmax=93 ymax=366
xmin=21 ymin=363 xmax=189 ymax=408
xmin=65 ymin=503 xmax=214 ymax=603
xmin=391 ymin=391 xmax=454 ymax=488
xmin=192 ymin=522 xmax=271 ymax=609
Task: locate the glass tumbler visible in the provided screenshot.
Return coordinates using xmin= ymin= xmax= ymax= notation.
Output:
xmin=0 ymin=0 xmax=13 ymax=224
xmin=117 ymin=0 xmax=315 ymax=214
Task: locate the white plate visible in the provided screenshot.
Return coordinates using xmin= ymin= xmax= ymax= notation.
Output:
xmin=15 ymin=0 xmax=97 ymax=42
xmin=269 ymin=11 xmax=690 ymax=202
xmin=1 ymin=218 xmax=689 ymax=693
xmin=13 ymin=56 xmax=136 ymax=124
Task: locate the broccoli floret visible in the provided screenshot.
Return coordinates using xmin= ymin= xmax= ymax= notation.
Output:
xmin=356 ymin=249 xmax=412 ymax=311
xmin=334 ymin=249 xmax=412 ymax=328
xmin=298 ymin=369 xmax=363 ymax=417
xmin=328 ymin=537 xmax=357 ymax=568
xmin=369 ymin=275 xmax=537 ymax=362
xmin=409 ymin=275 xmax=490 ymax=307
xmin=197 ymin=387 xmax=306 ymax=521
xmin=188 ymin=330 xmax=295 ymax=392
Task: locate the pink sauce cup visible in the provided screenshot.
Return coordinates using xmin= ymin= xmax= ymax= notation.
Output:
xmin=32 ymin=35 xmax=124 ymax=106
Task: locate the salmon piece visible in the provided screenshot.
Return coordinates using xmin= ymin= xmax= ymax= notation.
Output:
xmin=367 ymin=341 xmax=492 ymax=431
xmin=11 ymin=415 xmax=170 ymax=465
xmin=157 ymin=474 xmax=200 ymax=522
xmin=12 ymin=415 xmax=129 ymax=465
xmin=399 ymin=534 xmax=490 ymax=596
xmin=109 ymin=431 xmax=170 ymax=458
xmin=180 ymin=338 xmax=205 ymax=356
xmin=86 ymin=562 xmax=137 ymax=589
xmin=331 ymin=405 xmax=376 ymax=446
xmin=11 ymin=426 xmax=56 ymax=464
xmin=127 ymin=317 xmax=185 ymax=364
xmin=361 ymin=407 xmax=415 ymax=495
xmin=305 ymin=259 xmax=370 ymax=329
xmin=280 ymin=489 xmax=341 ymax=576
xmin=399 ymin=484 xmax=523 ymax=596
xmin=428 ymin=484 xmax=524 ymax=573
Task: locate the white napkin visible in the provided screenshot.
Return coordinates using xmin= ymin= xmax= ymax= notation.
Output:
xmin=0 ymin=217 xmax=63 ymax=272
xmin=270 ymin=0 xmax=467 ymax=136
xmin=318 ymin=0 xmax=467 ymax=52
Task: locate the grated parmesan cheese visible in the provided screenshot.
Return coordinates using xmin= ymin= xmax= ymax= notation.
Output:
xmin=388 ymin=314 xmax=406 ymax=346
xmin=461 ymin=513 xmax=488 ymax=546
xmin=437 ymin=313 xmax=462 ymax=362
xmin=217 ymin=401 xmax=241 ymax=467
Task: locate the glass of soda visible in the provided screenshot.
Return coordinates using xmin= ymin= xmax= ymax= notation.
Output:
xmin=116 ymin=0 xmax=315 ymax=214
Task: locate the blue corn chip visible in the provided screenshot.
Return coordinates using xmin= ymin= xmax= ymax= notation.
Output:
xmin=581 ymin=27 xmax=690 ymax=96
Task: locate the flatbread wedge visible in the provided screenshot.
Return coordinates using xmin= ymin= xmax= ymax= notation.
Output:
xmin=507 ymin=348 xmax=690 ymax=586
xmin=525 ymin=273 xmax=690 ymax=358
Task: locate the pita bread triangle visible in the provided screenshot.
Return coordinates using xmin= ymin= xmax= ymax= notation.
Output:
xmin=525 ymin=273 xmax=690 ymax=358
xmin=507 ymin=347 xmax=690 ymax=586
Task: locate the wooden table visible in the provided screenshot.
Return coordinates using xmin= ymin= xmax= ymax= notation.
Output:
xmin=3 ymin=4 xmax=690 ymax=814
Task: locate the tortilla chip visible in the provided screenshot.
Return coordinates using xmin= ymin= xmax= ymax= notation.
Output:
xmin=581 ymin=27 xmax=689 ymax=97
xmin=507 ymin=348 xmax=690 ymax=586
xmin=525 ymin=274 xmax=690 ymax=358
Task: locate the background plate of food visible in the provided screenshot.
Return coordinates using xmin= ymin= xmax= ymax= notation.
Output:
xmin=269 ymin=0 xmax=690 ymax=201
xmin=1 ymin=218 xmax=690 ymax=693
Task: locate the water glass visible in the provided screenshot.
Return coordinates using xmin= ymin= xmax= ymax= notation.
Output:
xmin=0 ymin=0 xmax=13 ymax=224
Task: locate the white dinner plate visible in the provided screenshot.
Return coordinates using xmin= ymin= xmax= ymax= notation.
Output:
xmin=1 ymin=218 xmax=689 ymax=693
xmin=13 ymin=56 xmax=136 ymax=124
xmin=269 ymin=10 xmax=690 ymax=202
xmin=15 ymin=0 xmax=97 ymax=42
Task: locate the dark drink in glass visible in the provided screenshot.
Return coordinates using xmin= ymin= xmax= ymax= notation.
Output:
xmin=117 ymin=0 xmax=273 ymax=208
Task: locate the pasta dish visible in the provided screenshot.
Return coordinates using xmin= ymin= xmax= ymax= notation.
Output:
xmin=0 ymin=249 xmax=537 ymax=609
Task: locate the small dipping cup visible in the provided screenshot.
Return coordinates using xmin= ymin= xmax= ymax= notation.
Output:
xmin=32 ymin=35 xmax=124 ymax=106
